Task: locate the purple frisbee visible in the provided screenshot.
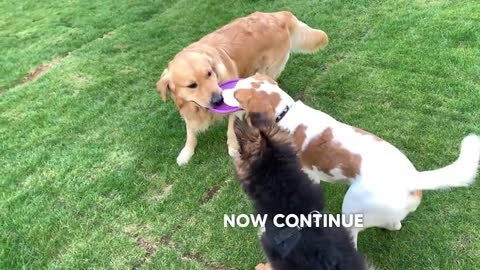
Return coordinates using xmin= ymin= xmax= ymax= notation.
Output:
xmin=209 ymin=79 xmax=242 ymax=114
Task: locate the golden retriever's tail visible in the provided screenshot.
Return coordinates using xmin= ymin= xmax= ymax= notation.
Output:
xmin=276 ymin=11 xmax=329 ymax=53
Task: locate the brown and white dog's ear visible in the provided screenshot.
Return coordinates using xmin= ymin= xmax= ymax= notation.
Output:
xmin=234 ymin=88 xmax=254 ymax=108
xmin=156 ymin=68 xmax=172 ymax=102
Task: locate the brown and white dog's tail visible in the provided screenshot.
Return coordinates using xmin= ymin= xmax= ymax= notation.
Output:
xmin=276 ymin=11 xmax=329 ymax=53
xmin=409 ymin=134 xmax=480 ymax=191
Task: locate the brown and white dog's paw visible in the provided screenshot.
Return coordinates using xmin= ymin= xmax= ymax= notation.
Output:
xmin=384 ymin=221 xmax=402 ymax=231
xmin=176 ymin=147 xmax=194 ymax=166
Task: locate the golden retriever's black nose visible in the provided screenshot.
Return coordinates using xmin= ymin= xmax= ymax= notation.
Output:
xmin=210 ymin=93 xmax=223 ymax=106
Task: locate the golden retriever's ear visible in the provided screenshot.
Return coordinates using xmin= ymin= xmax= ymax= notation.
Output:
xmin=156 ymin=69 xmax=171 ymax=102
xmin=206 ymin=56 xmax=220 ymax=80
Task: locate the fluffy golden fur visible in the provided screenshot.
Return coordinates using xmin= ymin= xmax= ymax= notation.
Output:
xmin=156 ymin=11 xmax=328 ymax=165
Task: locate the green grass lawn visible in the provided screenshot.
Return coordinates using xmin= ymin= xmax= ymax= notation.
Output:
xmin=1 ymin=0 xmax=479 ymax=269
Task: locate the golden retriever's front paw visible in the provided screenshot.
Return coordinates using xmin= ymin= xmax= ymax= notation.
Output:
xmin=228 ymin=146 xmax=239 ymax=158
xmin=255 ymin=263 xmax=272 ymax=270
xmin=176 ymin=147 xmax=194 ymax=166
xmin=227 ymin=137 xmax=239 ymax=158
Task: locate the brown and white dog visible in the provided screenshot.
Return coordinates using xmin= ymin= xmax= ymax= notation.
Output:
xmin=227 ymin=74 xmax=480 ymax=247
xmin=156 ymin=11 xmax=328 ymax=165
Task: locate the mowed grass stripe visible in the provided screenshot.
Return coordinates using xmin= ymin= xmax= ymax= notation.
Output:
xmin=0 ymin=0 xmax=179 ymax=90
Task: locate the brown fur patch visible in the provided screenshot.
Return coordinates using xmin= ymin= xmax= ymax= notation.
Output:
xmin=300 ymin=128 xmax=362 ymax=178
xmin=264 ymin=91 xmax=281 ymax=110
xmin=353 ymin=127 xmax=383 ymax=142
xmin=293 ymin=124 xmax=307 ymax=151
xmin=234 ymin=89 xmax=281 ymax=121
xmin=251 ymin=81 xmax=263 ymax=89
xmin=234 ymin=88 xmax=254 ymax=106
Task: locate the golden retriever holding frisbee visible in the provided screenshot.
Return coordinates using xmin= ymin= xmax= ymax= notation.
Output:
xmin=156 ymin=11 xmax=328 ymax=165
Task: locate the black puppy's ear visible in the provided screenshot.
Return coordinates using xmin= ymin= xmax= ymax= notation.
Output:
xmin=258 ymin=123 xmax=295 ymax=150
xmin=234 ymin=117 xmax=255 ymax=145
xmin=234 ymin=117 xmax=248 ymax=139
xmin=234 ymin=117 xmax=262 ymax=157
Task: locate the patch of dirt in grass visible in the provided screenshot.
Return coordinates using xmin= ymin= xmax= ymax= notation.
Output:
xmin=185 ymin=251 xmax=229 ymax=270
xmin=158 ymin=234 xmax=231 ymax=270
xmin=20 ymin=58 xmax=61 ymax=84
xmin=159 ymin=235 xmax=173 ymax=245
xmin=136 ymin=236 xmax=157 ymax=256
xmin=126 ymin=226 xmax=158 ymax=269
xmin=131 ymin=237 xmax=157 ymax=269
xmin=200 ymin=185 xmax=221 ymax=204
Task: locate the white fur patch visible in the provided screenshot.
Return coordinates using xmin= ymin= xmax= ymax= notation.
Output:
xmin=329 ymin=168 xmax=347 ymax=179
xmin=222 ymin=89 xmax=240 ymax=107
xmin=176 ymin=147 xmax=194 ymax=166
xmin=302 ymin=166 xmax=338 ymax=184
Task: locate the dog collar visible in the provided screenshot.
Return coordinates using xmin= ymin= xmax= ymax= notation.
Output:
xmin=275 ymin=106 xmax=290 ymax=123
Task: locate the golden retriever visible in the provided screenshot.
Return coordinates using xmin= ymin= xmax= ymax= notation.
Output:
xmin=156 ymin=11 xmax=328 ymax=165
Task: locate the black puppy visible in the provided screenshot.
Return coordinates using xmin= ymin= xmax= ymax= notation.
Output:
xmin=234 ymin=117 xmax=368 ymax=270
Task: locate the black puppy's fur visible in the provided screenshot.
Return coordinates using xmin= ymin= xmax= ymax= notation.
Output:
xmin=234 ymin=117 xmax=367 ymax=270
